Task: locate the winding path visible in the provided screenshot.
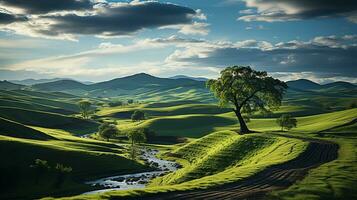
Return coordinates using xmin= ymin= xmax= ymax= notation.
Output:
xmin=143 ymin=134 xmax=339 ymax=200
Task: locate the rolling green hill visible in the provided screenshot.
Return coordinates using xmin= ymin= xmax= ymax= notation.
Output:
xmin=0 ymin=117 xmax=54 ymax=140
xmin=0 ymin=80 xmax=24 ymax=90
xmin=0 ymin=107 xmax=98 ymax=135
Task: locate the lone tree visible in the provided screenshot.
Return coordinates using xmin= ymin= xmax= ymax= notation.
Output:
xmin=131 ymin=110 xmax=146 ymax=121
xmin=98 ymin=122 xmax=119 ymax=141
xmin=127 ymin=129 xmax=147 ymax=160
xmin=207 ymin=66 xmax=287 ymax=134
xmin=276 ymin=114 xmax=297 ymax=131
xmin=78 ymin=100 xmax=91 ymax=119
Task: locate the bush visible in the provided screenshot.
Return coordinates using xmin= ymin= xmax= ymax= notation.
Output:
xmin=30 ymin=159 xmax=51 ymax=184
xmin=276 ymin=114 xmax=297 ymax=131
xmin=30 ymin=159 xmax=72 ymax=188
xmin=131 ymin=110 xmax=146 ymax=121
xmin=98 ymin=122 xmax=119 ymax=141
xmin=54 ymin=164 xmax=72 ymax=188
xmin=108 ymin=101 xmax=123 ymax=107
xmin=348 ymin=101 xmax=357 ymax=109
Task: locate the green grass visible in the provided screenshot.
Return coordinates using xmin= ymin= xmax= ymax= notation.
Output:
xmin=0 ymin=117 xmax=54 ymax=140
xmin=49 ymin=131 xmax=307 ymax=200
xmin=268 ymin=119 xmax=357 ymax=200
xmin=0 ymin=89 xmax=80 ymax=112
xmin=0 ymin=126 xmax=150 ymax=199
xmin=1 ymin=86 xmax=356 ymax=200
xmin=97 ymin=103 xmax=231 ymax=118
xmin=152 ymin=132 xmax=276 ymax=185
xmin=0 ymin=106 xmax=98 ymax=135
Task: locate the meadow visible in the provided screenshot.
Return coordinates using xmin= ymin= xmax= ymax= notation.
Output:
xmin=0 ymin=75 xmax=356 ymax=200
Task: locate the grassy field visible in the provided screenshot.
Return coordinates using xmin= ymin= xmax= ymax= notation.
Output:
xmin=0 ymin=86 xmax=356 ymax=200
xmin=41 ymin=106 xmax=357 ymax=200
xmin=0 ymin=125 xmax=151 ymax=199
xmin=0 ymin=90 xmax=152 ymax=199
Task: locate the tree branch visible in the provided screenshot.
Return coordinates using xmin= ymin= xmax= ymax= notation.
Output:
xmin=238 ymin=89 xmax=261 ymax=111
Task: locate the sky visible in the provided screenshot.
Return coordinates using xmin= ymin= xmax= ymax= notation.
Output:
xmin=0 ymin=0 xmax=357 ymax=83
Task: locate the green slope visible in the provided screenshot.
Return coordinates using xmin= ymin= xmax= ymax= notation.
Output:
xmin=0 ymin=117 xmax=54 ymax=140
xmin=0 ymin=107 xmax=98 ymax=135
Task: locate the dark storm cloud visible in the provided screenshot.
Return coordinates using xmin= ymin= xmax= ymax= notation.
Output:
xmin=239 ymin=0 xmax=357 ymax=23
xmin=169 ymin=35 xmax=357 ymax=77
xmin=0 ymin=0 xmax=93 ymax=14
xmin=39 ymin=2 xmax=197 ymax=36
xmin=0 ymin=12 xmax=27 ymax=24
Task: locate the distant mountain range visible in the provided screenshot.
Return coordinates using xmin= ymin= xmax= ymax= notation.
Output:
xmin=9 ymin=78 xmax=94 ymax=86
xmin=0 ymin=80 xmax=24 ymax=90
xmin=1 ymin=74 xmax=356 ymax=100
xmin=286 ymin=79 xmax=357 ymax=91
xmin=169 ymin=75 xmax=208 ymax=82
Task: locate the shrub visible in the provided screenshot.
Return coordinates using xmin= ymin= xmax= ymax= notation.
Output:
xmin=276 ymin=114 xmax=297 ymax=131
xmin=98 ymin=122 xmax=119 ymax=141
xmin=131 ymin=110 xmax=146 ymax=121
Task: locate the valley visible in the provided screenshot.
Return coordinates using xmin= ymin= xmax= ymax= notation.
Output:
xmin=0 ymin=74 xmax=356 ymax=200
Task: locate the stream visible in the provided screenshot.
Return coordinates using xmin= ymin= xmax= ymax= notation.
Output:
xmin=83 ymin=148 xmax=179 ymax=194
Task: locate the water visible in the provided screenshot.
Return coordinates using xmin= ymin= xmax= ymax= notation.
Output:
xmin=83 ymin=148 xmax=179 ymax=194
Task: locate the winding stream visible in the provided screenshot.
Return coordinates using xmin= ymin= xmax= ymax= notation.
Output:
xmin=83 ymin=148 xmax=179 ymax=194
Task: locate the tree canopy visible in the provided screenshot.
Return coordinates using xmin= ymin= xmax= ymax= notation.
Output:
xmin=98 ymin=122 xmax=119 ymax=141
xmin=78 ymin=100 xmax=91 ymax=119
xmin=131 ymin=110 xmax=146 ymax=121
xmin=207 ymin=66 xmax=287 ymax=133
xmin=276 ymin=114 xmax=297 ymax=131
xmin=127 ymin=129 xmax=147 ymax=160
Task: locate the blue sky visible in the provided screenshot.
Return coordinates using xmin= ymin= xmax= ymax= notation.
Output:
xmin=0 ymin=0 xmax=356 ymax=83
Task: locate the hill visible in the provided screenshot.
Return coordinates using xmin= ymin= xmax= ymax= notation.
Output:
xmin=0 ymin=80 xmax=24 ymax=90
xmin=286 ymin=79 xmax=357 ymax=91
xmin=0 ymin=107 xmax=98 ymax=135
xmin=169 ymin=75 xmax=208 ymax=82
xmin=32 ymin=80 xmax=88 ymax=91
xmin=10 ymin=78 xmax=67 ymax=86
xmin=91 ymin=73 xmax=203 ymax=90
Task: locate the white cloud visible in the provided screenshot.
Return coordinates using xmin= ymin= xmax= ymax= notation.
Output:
xmin=238 ymin=0 xmax=357 ymax=23
xmin=5 ymin=35 xmax=357 ymax=82
xmin=160 ymin=21 xmax=210 ymax=36
xmin=0 ymin=1 xmax=209 ymax=40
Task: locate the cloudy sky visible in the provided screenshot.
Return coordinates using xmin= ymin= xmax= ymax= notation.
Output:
xmin=0 ymin=0 xmax=357 ymax=83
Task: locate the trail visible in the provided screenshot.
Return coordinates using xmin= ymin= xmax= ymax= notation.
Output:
xmin=143 ymin=134 xmax=339 ymax=200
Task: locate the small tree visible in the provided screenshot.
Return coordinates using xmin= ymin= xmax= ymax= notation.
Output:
xmin=54 ymin=163 xmax=72 ymax=188
xmin=207 ymin=66 xmax=287 ymax=134
xmin=78 ymin=100 xmax=91 ymax=119
xmin=127 ymin=129 xmax=147 ymax=160
xmin=276 ymin=114 xmax=297 ymax=131
xmin=109 ymin=101 xmax=123 ymax=107
xmin=30 ymin=159 xmax=50 ymax=184
xmin=127 ymin=99 xmax=134 ymax=104
xmin=131 ymin=110 xmax=146 ymax=121
xmin=142 ymin=128 xmax=156 ymax=141
xmin=348 ymin=101 xmax=357 ymax=109
xmin=98 ymin=122 xmax=119 ymax=141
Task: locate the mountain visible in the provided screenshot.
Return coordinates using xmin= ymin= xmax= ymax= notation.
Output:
xmin=28 ymin=73 xmax=209 ymax=101
xmin=9 ymin=78 xmax=66 ymax=86
xmin=10 ymin=78 xmax=94 ymax=86
xmin=91 ymin=73 xmax=203 ymax=90
xmin=322 ymin=81 xmax=357 ymax=90
xmin=286 ymin=79 xmax=322 ymax=90
xmin=286 ymin=79 xmax=357 ymax=91
xmin=32 ymin=80 xmax=88 ymax=91
xmin=169 ymin=75 xmax=208 ymax=82
xmin=0 ymin=80 xmax=25 ymax=90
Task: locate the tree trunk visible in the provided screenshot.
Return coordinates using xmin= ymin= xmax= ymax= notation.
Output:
xmin=234 ymin=110 xmax=250 ymax=134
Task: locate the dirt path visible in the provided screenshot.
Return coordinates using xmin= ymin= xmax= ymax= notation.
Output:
xmin=143 ymin=134 xmax=339 ymax=200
